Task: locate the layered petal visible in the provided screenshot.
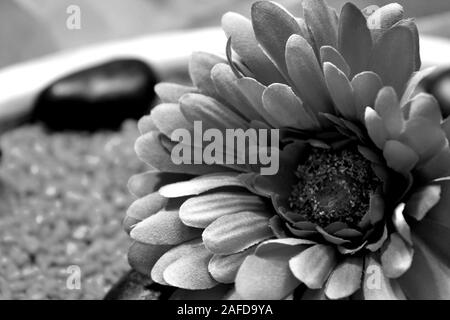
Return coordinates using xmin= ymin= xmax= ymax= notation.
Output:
xmin=398 ymin=236 xmax=450 ymax=299
xmin=202 ymin=210 xmax=273 ymax=254
xmin=325 ymin=257 xmax=363 ymax=299
xmin=163 ymin=244 xmax=217 ymax=290
xmin=289 ymin=245 xmax=336 ymax=289
xmin=180 ymin=192 xmax=266 ymax=228
xmin=222 ymin=12 xmax=285 ymax=85
xmin=338 ymin=2 xmax=372 ymax=76
xmin=363 ymin=255 xmax=406 ymax=300
xmin=235 ymin=246 xmax=301 ymax=299
xmin=208 ymin=246 xmax=256 ymax=283
xmin=286 ymin=35 xmax=333 ymax=116
xmin=302 ymin=0 xmax=338 ymax=51
xmin=251 ymin=1 xmax=302 ymax=77
xmin=130 ymin=210 xmax=202 ymax=245
xmin=262 ymin=83 xmax=319 ymax=130
xmin=370 ymin=26 xmax=415 ymax=96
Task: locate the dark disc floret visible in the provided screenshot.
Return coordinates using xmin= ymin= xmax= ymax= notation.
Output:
xmin=289 ymin=147 xmax=380 ymax=228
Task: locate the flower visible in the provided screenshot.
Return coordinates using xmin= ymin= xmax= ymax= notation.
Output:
xmin=123 ymin=0 xmax=450 ymax=300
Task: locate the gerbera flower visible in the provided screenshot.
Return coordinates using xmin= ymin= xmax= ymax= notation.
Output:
xmin=123 ymin=0 xmax=450 ymax=300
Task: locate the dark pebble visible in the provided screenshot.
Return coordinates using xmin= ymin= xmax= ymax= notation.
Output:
xmin=33 ymin=59 xmax=158 ymax=131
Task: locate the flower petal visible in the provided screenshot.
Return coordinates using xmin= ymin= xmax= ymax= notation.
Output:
xmin=367 ymin=3 xmax=404 ymax=32
xmin=128 ymin=241 xmax=172 ymax=277
xmin=163 ymin=244 xmax=217 ymax=290
xmin=413 ymin=217 xmax=450 ymax=267
xmin=365 ymin=107 xmax=387 ymax=150
xmin=405 ymin=184 xmax=441 ymax=221
xmin=442 ymin=117 xmax=450 ymax=141
xmin=324 ymin=222 xmax=348 ymax=233
xmin=324 ymin=62 xmax=356 ymax=120
xmin=383 ymin=140 xmax=419 ymax=174
xmin=221 ymin=12 xmax=285 ymax=85
xmin=363 ymin=255 xmax=406 ymax=300
xmin=320 ymin=45 xmax=350 ymax=78
xmin=374 ymin=87 xmax=403 ymax=139
xmin=301 ymin=289 xmax=327 ymax=300
xmin=400 ymin=68 xmax=436 ymax=106
xmin=325 ymin=257 xmax=363 ymax=299
xmin=358 ymin=145 xmax=383 ymax=165
xmin=151 ymin=239 xmax=202 ymax=285
xmin=180 ymin=93 xmax=248 ymax=131
xmin=137 ymin=115 xmax=157 ymax=135
xmin=394 ymin=18 xmax=421 ymax=71
xmin=180 ymin=192 xmax=266 ymax=228
xmin=126 ymin=192 xmax=167 ymax=222
xmin=399 ymin=118 xmax=447 ymax=162
xmin=255 ymin=238 xmax=315 ymax=257
xmin=268 ymin=216 xmax=288 ymax=238
xmin=370 ymin=25 xmax=415 ymax=96
xmin=392 ymin=204 xmax=412 ymax=246
xmin=208 ymin=246 xmax=256 ymax=284
xmin=262 ymin=83 xmax=319 ymax=130
xmin=251 ymin=1 xmax=302 ymax=77
xmin=151 ymin=103 xmax=192 ymax=137
xmin=367 ymin=193 xmax=384 ymax=225
xmin=235 ymin=248 xmax=300 ymax=299
xmin=381 ymin=233 xmax=413 ymax=278
xmin=338 ymin=2 xmax=372 ymax=77
xmin=154 ymin=82 xmax=196 ymax=103
xmin=316 ymin=226 xmax=350 ymax=245
xmin=211 ymin=63 xmax=265 ymax=122
xmin=416 ymin=146 xmax=450 ymax=182
xmin=189 ymin=52 xmax=225 ymax=98
xmin=334 ymin=228 xmax=363 ymax=239
xmin=128 ymin=171 xmax=194 ymax=198
xmin=302 ymin=0 xmax=338 ymax=51
xmin=398 ymin=235 xmax=450 ymax=299
xmin=135 ymin=132 xmax=223 ymax=175
xmin=202 ymin=211 xmax=273 ymax=255
xmin=405 ymin=93 xmax=442 ymax=125
xmin=159 ymin=173 xmax=243 ymax=198
xmin=170 ymin=285 xmax=231 ymax=300
xmin=130 ymin=210 xmax=202 ymax=245
xmin=236 ymin=77 xmax=279 ymax=126
xmin=286 ymin=35 xmax=333 ymax=116
xmin=351 ymin=71 xmax=383 ymax=122
xmin=289 ymin=244 xmax=336 ymax=289
xmin=366 ymin=225 xmax=388 ymax=252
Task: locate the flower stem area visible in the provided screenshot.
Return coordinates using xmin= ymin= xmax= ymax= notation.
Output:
xmin=0 ymin=121 xmax=158 ymax=299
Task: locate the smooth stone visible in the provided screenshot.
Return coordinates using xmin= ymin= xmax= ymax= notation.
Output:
xmin=33 ymin=59 xmax=158 ymax=131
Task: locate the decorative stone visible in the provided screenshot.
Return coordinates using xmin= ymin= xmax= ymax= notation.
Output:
xmin=33 ymin=59 xmax=158 ymax=131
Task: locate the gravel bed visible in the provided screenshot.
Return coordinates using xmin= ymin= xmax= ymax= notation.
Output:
xmin=0 ymin=121 xmax=149 ymax=299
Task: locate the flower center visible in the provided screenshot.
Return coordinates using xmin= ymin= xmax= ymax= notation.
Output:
xmin=289 ymin=147 xmax=380 ymax=228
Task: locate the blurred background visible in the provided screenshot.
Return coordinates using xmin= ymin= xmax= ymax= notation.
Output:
xmin=4 ymin=0 xmax=450 ymax=68
xmin=1 ymin=0 xmax=450 ymax=300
